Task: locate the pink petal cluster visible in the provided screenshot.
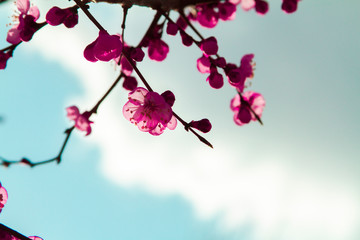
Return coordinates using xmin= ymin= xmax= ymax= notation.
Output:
xmin=226 ymin=53 xmax=255 ymax=92
xmin=0 ymin=51 xmax=11 ymax=70
xmin=0 ymin=183 xmax=8 ymax=213
xmin=282 ymin=0 xmax=300 ymax=14
xmin=84 ymin=30 xmax=122 ymax=62
xmin=46 ymin=6 xmax=78 ymax=28
xmin=6 ymin=0 xmax=40 ymax=44
xmin=66 ymin=106 xmax=93 ymax=136
xmin=230 ymin=91 xmax=265 ymax=126
xmin=123 ymin=87 xmax=177 ymax=135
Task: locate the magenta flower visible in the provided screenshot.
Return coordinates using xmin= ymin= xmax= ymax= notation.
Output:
xmin=200 ymin=36 xmax=218 ymax=56
xmin=0 ymin=183 xmax=8 ymax=213
xmin=196 ymin=4 xmax=219 ymax=28
xmin=66 ymin=106 xmax=93 ymax=136
xmin=218 ymin=1 xmax=237 ymax=21
xmin=0 ymin=51 xmax=11 ymax=70
xmin=46 ymin=6 xmax=78 ymax=28
xmin=282 ymin=0 xmax=299 ymax=14
xmin=197 ymin=55 xmax=211 ymax=73
xmin=255 ymin=0 xmax=269 ymax=15
xmin=166 ymin=21 xmax=179 ymax=36
xmin=240 ymin=0 xmax=256 ymax=11
xmin=84 ymin=30 xmax=122 ymax=62
xmin=6 ymin=0 xmax=40 ymax=44
xmin=189 ymin=119 xmax=212 ymax=133
xmin=230 ymin=91 xmax=265 ymax=126
xmin=148 ymin=39 xmax=169 ymax=62
xmin=207 ymin=66 xmax=224 ymax=89
xmin=123 ymin=87 xmax=177 ymax=135
xmin=29 ymin=237 xmax=43 ymax=240
xmin=123 ymin=76 xmax=138 ymax=91
xmin=226 ymin=54 xmax=255 ymax=92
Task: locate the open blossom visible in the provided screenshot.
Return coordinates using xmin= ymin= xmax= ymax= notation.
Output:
xmin=230 ymin=91 xmax=265 ymax=126
xmin=46 ymin=6 xmax=78 ymax=28
xmin=0 ymin=183 xmax=8 ymax=213
xmin=226 ymin=54 xmax=255 ymax=92
xmin=84 ymin=30 xmax=122 ymax=62
xmin=6 ymin=0 xmax=40 ymax=44
xmin=66 ymin=106 xmax=93 ymax=136
xmin=123 ymin=87 xmax=177 ymax=135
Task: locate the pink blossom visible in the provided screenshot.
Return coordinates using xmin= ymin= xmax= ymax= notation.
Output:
xmin=255 ymin=0 xmax=269 ymax=15
xmin=180 ymin=31 xmax=193 ymax=47
xmin=123 ymin=87 xmax=177 ymax=135
xmin=130 ymin=47 xmax=145 ymax=62
xmin=230 ymin=91 xmax=265 ymax=126
xmin=200 ymin=36 xmax=218 ymax=56
xmin=66 ymin=106 xmax=93 ymax=136
xmin=46 ymin=6 xmax=78 ymax=28
xmin=226 ymin=54 xmax=255 ymax=92
xmin=166 ymin=21 xmax=178 ymax=36
xmin=207 ymin=66 xmax=224 ymax=89
xmin=122 ymin=76 xmax=138 ymax=91
xmin=189 ymin=119 xmax=212 ymax=133
xmin=240 ymin=0 xmax=256 ymax=11
xmin=196 ymin=4 xmax=219 ymax=28
xmin=148 ymin=39 xmax=169 ymax=61
xmin=84 ymin=30 xmax=122 ymax=62
xmin=0 ymin=183 xmax=8 ymax=213
xmin=0 ymin=51 xmax=11 ymax=70
xmin=282 ymin=0 xmax=299 ymax=14
xmin=6 ymin=0 xmax=40 ymax=44
xmin=218 ymin=1 xmax=237 ymax=21
xmin=197 ymin=55 xmax=211 ymax=73
xmin=28 ymin=237 xmax=43 ymax=240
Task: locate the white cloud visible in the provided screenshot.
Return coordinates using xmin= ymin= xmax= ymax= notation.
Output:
xmin=29 ymin=3 xmax=360 ymax=240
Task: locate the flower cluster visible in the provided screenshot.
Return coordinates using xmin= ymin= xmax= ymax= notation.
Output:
xmin=6 ymin=0 xmax=40 ymax=44
xmin=66 ymin=106 xmax=93 ymax=136
xmin=46 ymin=6 xmax=79 ymax=28
xmin=123 ymin=87 xmax=177 ymax=135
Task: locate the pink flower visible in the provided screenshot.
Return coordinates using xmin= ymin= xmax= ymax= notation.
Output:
xmin=66 ymin=106 xmax=93 ymax=136
xmin=196 ymin=4 xmax=219 ymax=28
xmin=189 ymin=119 xmax=212 ymax=133
xmin=46 ymin=6 xmax=78 ymax=28
xmin=148 ymin=39 xmax=169 ymax=62
xmin=166 ymin=21 xmax=179 ymax=36
xmin=84 ymin=30 xmax=122 ymax=62
xmin=240 ymin=0 xmax=256 ymax=11
xmin=207 ymin=66 xmax=224 ymax=89
xmin=122 ymin=76 xmax=138 ymax=91
xmin=218 ymin=1 xmax=237 ymax=21
xmin=0 ymin=51 xmax=11 ymax=70
xmin=255 ymin=0 xmax=269 ymax=15
xmin=29 ymin=237 xmax=43 ymax=240
xmin=226 ymin=54 xmax=255 ymax=92
xmin=6 ymin=0 xmax=40 ymax=44
xmin=200 ymin=36 xmax=218 ymax=56
xmin=230 ymin=91 xmax=265 ymax=126
xmin=123 ymin=87 xmax=177 ymax=135
xmin=282 ymin=0 xmax=299 ymax=14
xmin=197 ymin=55 xmax=211 ymax=73
xmin=0 ymin=183 xmax=8 ymax=213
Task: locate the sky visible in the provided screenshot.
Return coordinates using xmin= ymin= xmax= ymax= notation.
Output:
xmin=1 ymin=0 xmax=360 ymax=240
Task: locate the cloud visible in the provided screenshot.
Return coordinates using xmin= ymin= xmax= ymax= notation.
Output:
xmin=29 ymin=3 xmax=360 ymax=240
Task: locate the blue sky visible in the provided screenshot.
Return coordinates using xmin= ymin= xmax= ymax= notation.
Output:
xmin=1 ymin=0 xmax=360 ymax=240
